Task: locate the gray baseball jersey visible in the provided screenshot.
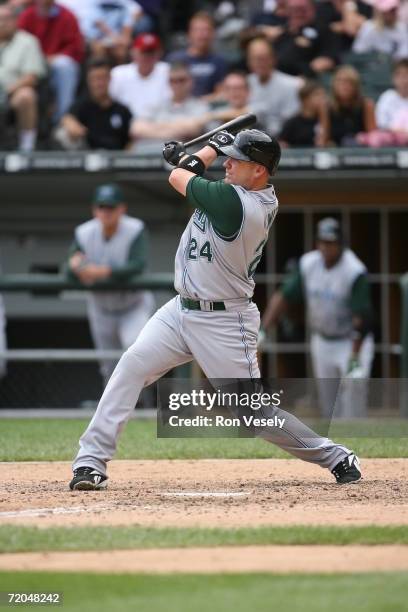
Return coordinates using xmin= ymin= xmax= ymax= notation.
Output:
xmin=300 ymin=248 xmax=366 ymax=337
xmin=174 ymin=184 xmax=278 ymax=301
xmin=75 ymin=214 xmax=147 ymax=312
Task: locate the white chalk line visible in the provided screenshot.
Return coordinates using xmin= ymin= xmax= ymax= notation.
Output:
xmin=161 ymin=491 xmax=250 ymax=498
xmin=0 ymin=505 xmax=113 ymax=518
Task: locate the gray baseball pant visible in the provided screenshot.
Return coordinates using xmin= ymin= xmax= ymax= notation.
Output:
xmin=73 ymin=296 xmax=352 ymax=475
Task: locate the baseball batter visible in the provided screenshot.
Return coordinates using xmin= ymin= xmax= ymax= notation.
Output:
xmin=68 ymin=183 xmax=155 ymax=385
xmin=69 ymin=130 xmax=361 ymax=491
xmin=261 ymin=217 xmax=374 ymax=418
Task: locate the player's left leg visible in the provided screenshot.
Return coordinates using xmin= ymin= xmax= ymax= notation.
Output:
xmin=71 ymin=297 xmax=193 ymax=483
xmin=180 ymin=303 xmax=356 ymax=477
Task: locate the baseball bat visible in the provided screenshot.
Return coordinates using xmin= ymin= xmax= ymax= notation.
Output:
xmin=183 ymin=113 xmax=257 ymax=149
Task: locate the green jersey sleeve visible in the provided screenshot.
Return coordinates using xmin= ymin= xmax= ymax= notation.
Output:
xmin=350 ymin=273 xmax=372 ymax=317
xmin=63 ymin=238 xmax=83 ymax=278
xmin=281 ymin=267 xmax=304 ymax=304
xmin=110 ymin=228 xmax=148 ymax=280
xmin=186 ymin=176 xmax=243 ymax=239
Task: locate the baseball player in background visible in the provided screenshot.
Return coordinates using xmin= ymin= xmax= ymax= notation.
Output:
xmin=69 ymin=131 xmax=362 ymax=491
xmin=67 ymin=183 xmax=155 ymax=385
xmin=261 ymin=217 xmax=374 ymax=418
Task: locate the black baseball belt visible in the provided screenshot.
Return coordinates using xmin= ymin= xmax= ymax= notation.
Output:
xmin=180 ymin=297 xmax=252 ymax=311
xmin=180 ymin=297 xmax=226 ymax=311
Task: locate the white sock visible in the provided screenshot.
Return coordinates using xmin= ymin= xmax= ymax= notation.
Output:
xmin=18 ymin=130 xmax=37 ymax=152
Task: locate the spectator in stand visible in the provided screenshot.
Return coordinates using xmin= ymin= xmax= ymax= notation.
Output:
xmin=279 ymin=81 xmax=329 ymax=147
xmin=0 ymin=4 xmax=46 ymax=151
xmin=352 ymin=0 xmax=408 ymax=59
xmin=18 ymin=0 xmax=84 ymax=122
xmin=82 ymin=0 xmax=144 ymax=66
xmin=132 ymin=68 xmax=254 ymax=150
xmin=243 ymin=0 xmax=287 ymax=44
xmin=400 ymin=0 xmax=408 ymax=23
xmin=130 ymin=0 xmax=160 ymax=34
xmin=316 ymin=0 xmax=372 ymax=55
xmin=328 ymin=65 xmax=376 ymax=145
xmin=109 ymin=33 xmax=170 ymax=119
xmin=246 ymin=37 xmax=301 ymax=136
xmin=375 ymin=59 xmax=408 ymax=131
xmin=214 ymin=70 xmax=250 ymax=116
xmin=272 ymin=0 xmax=340 ymax=77
xmin=56 ymin=59 xmax=132 ymax=150
xmin=131 ymin=62 xmax=209 ymax=147
xmin=167 ymin=11 xmax=227 ymax=97
xmin=57 ymin=0 xmax=93 ymax=36
xmin=7 ymin=0 xmax=32 ymax=16
xmin=250 ymin=0 xmax=288 ymax=28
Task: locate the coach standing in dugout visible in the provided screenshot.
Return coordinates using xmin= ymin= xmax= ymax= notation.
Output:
xmin=260 ymin=217 xmax=374 ymax=418
xmin=67 ymin=183 xmax=155 ymax=386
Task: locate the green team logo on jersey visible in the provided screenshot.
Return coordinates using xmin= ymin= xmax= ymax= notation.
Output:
xmin=193 ymin=209 xmax=207 ymax=233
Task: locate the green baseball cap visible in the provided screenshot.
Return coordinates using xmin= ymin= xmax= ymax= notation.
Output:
xmin=93 ymin=183 xmax=124 ymax=207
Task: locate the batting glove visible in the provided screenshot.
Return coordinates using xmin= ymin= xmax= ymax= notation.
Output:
xmin=208 ymin=130 xmax=235 ymax=156
xmin=162 ymin=141 xmax=186 ymax=166
xmin=347 ymin=354 xmax=360 ymax=374
xmin=345 ymin=354 xmax=365 ymax=379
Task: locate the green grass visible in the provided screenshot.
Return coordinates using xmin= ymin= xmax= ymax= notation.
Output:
xmin=0 ymin=419 xmax=407 ymax=462
xmin=0 ymin=572 xmax=407 ymax=612
xmin=1 ymin=525 xmax=408 ymax=554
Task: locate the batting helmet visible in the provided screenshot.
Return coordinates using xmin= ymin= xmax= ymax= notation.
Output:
xmin=218 ymin=129 xmax=281 ymax=175
xmin=316 ymin=217 xmax=343 ymax=243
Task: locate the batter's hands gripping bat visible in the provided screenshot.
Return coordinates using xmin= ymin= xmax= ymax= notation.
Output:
xmin=183 ymin=113 xmax=257 ymax=149
xmin=162 ymin=113 xmax=257 ymax=166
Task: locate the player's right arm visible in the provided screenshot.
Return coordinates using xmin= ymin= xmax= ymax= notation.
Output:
xmin=66 ymin=239 xmax=86 ymax=277
xmin=164 ymin=132 xmax=243 ymax=238
xmin=348 ymin=272 xmax=373 ymax=364
xmin=262 ymin=267 xmax=304 ymax=330
xmin=109 ymin=229 xmax=149 ymax=280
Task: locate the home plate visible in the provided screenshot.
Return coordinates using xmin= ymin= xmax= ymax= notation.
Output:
xmin=162 ymin=492 xmax=250 ymax=498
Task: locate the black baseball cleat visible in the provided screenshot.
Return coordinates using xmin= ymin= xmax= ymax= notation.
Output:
xmin=69 ymin=466 xmax=108 ymax=491
xmin=331 ymin=453 xmax=361 ymax=484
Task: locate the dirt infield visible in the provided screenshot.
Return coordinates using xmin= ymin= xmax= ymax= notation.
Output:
xmin=1 ymin=458 xmax=407 ymax=574
xmin=1 ymin=458 xmax=407 ymax=528
xmin=1 ymin=545 xmax=408 ymax=574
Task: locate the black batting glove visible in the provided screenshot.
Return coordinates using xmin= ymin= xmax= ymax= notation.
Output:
xmin=207 ymin=130 xmax=235 ymax=156
xmin=162 ymin=141 xmax=186 ymax=166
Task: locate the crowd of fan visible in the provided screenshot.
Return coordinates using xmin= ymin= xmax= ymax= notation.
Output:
xmin=0 ymin=0 xmax=407 ymax=153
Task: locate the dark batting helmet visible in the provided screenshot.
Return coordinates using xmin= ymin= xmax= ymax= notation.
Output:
xmin=316 ymin=217 xmax=343 ymax=243
xmin=218 ymin=129 xmax=281 ymax=175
